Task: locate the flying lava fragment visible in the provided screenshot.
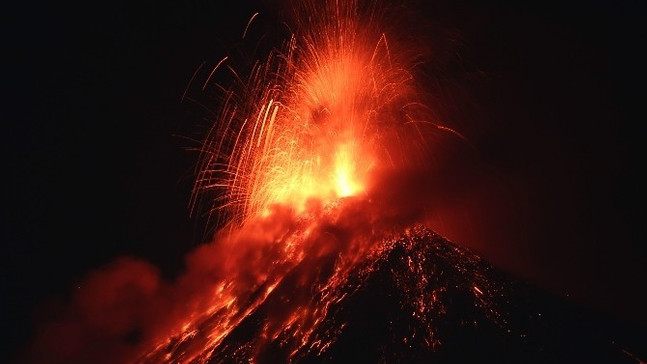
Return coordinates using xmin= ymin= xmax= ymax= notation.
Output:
xmin=191 ymin=0 xmax=441 ymax=227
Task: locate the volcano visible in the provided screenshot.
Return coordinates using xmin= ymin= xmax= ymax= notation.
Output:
xmin=22 ymin=1 xmax=644 ymax=362
xmin=137 ymin=226 xmax=639 ymax=363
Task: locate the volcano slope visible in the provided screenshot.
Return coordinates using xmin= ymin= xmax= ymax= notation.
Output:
xmin=142 ymin=225 xmax=641 ymax=363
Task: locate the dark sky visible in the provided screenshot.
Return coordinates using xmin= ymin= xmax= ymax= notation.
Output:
xmin=2 ymin=0 xmax=645 ymax=359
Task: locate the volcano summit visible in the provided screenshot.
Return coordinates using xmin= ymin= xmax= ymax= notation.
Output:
xmin=138 ymin=226 xmax=639 ymax=363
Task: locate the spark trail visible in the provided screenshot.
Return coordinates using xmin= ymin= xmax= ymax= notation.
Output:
xmin=192 ymin=0 xmax=437 ymax=226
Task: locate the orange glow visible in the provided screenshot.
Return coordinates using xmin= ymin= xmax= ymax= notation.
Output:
xmin=333 ymin=142 xmax=365 ymax=197
xmin=192 ymin=1 xmax=424 ymax=226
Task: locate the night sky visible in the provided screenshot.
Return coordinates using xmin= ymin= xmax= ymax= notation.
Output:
xmin=3 ymin=0 xmax=645 ymax=359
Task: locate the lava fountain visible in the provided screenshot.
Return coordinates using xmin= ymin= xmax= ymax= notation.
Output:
xmin=191 ymin=0 xmax=442 ymax=226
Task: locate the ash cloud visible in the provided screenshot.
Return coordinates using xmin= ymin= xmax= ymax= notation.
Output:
xmin=27 ymin=206 xmax=299 ymax=363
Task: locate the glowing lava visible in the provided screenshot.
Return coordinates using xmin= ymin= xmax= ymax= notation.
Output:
xmin=192 ymin=0 xmax=427 ymax=226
